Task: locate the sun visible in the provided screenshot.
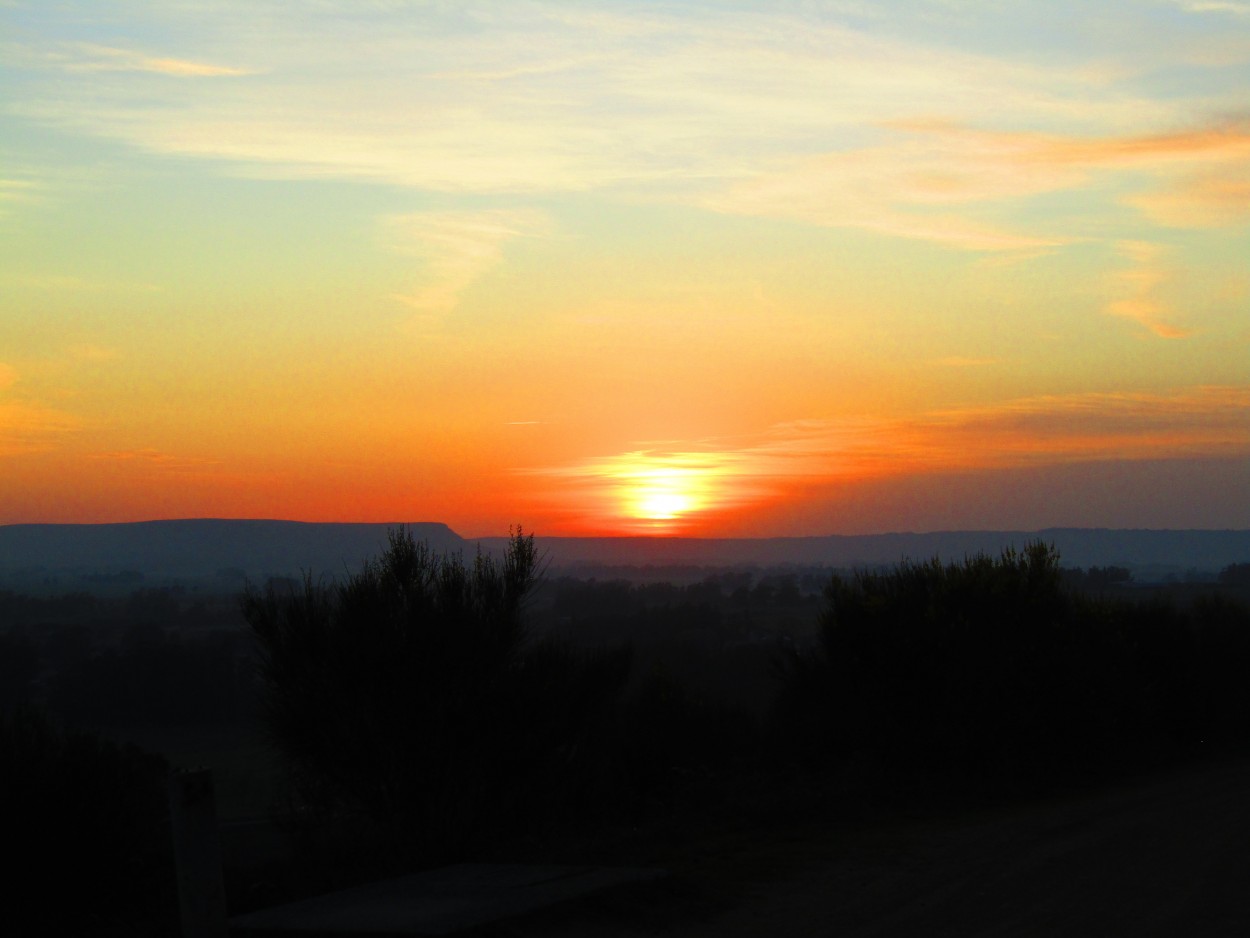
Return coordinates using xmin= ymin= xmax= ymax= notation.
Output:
xmin=557 ymin=450 xmax=739 ymax=535
xmin=624 ymin=464 xmax=705 ymax=527
xmin=635 ymin=487 xmax=694 ymax=521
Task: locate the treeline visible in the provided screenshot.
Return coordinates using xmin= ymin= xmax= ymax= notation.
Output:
xmin=1059 ymin=564 xmax=1133 ymax=590
xmin=238 ymin=532 xmax=1250 ymax=877
xmin=3 ymin=557 xmax=1246 ymax=730
xmin=775 ymin=545 xmax=1250 ymax=787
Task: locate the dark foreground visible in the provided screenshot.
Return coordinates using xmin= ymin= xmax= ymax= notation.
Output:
xmin=454 ymin=754 xmax=1250 ymax=938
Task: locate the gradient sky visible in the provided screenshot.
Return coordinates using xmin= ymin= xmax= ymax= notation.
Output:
xmin=2 ymin=1 xmax=1248 ymax=537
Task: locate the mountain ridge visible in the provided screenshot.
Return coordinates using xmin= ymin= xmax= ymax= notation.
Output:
xmin=2 ymin=520 xmax=1248 ymax=584
xmin=0 ymin=519 xmax=461 ymax=580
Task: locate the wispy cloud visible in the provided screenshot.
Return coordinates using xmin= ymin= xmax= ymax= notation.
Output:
xmin=1105 ymin=241 xmax=1191 ymax=338
xmin=6 ymin=2 xmax=1244 ymax=272
xmin=531 ymin=386 xmax=1250 ymax=525
xmin=0 ymin=349 xmax=122 ymax=456
xmin=0 ymin=400 xmax=82 ymax=456
xmin=1128 ymin=163 xmax=1250 ymax=227
xmin=57 ymin=42 xmax=252 ymax=77
xmin=3 ymin=4 xmax=1215 ymax=201
xmin=1178 ymin=1 xmax=1250 ymax=17
xmin=382 ymin=209 xmax=550 ymax=318
xmin=895 ymin=387 xmax=1250 ymax=465
xmin=0 ymin=177 xmax=42 ymax=203
xmin=704 ymin=140 xmax=1074 ymax=251
xmin=707 ymin=119 xmax=1250 ymax=249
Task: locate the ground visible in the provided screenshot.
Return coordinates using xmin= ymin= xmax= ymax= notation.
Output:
xmin=492 ymin=754 xmax=1250 ymax=937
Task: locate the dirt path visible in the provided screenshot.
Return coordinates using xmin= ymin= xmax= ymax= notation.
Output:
xmin=504 ymin=756 xmax=1250 ymax=937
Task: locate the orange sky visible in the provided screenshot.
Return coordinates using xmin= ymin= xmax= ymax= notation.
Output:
xmin=3 ymin=3 xmax=1249 ymax=536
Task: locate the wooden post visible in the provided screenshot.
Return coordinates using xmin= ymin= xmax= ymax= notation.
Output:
xmin=168 ymin=768 xmax=228 ymax=938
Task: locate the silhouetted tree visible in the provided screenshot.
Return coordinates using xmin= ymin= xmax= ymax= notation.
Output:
xmin=838 ymin=544 xmax=1076 ymax=769
xmin=1086 ymin=565 xmax=1133 ymax=589
xmin=774 ymin=543 xmax=1114 ymax=778
xmin=243 ymin=528 xmax=630 ymax=857
xmin=774 ymin=542 xmax=1250 ymax=786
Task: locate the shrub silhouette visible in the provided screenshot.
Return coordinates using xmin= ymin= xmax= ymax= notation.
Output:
xmin=1 ymin=704 xmax=173 ymax=935
xmin=775 ymin=543 xmax=1250 ymax=784
xmin=815 ymin=543 xmax=1084 ymax=774
xmin=243 ymin=527 xmax=630 ymax=858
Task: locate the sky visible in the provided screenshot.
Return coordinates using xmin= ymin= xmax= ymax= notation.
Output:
xmin=2 ymin=1 xmax=1248 ymax=537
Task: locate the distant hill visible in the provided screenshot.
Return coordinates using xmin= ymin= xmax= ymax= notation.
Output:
xmin=0 ymin=519 xmax=463 ymax=583
xmin=2 ymin=521 xmax=1247 ymax=588
xmin=498 ymin=528 xmax=1250 ymax=578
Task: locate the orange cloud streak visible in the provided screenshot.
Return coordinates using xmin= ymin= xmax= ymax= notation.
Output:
xmin=528 ymin=386 xmax=1250 ymax=534
xmin=713 ymin=118 xmax=1250 ymax=246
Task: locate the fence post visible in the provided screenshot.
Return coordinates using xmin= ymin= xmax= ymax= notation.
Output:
xmin=168 ymin=767 xmax=228 ymax=938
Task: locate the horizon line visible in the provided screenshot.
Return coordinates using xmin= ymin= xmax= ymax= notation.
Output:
xmin=4 ymin=517 xmax=1249 ymax=539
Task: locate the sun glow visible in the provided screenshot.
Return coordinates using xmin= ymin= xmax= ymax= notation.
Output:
xmin=630 ymin=467 xmax=703 ymax=521
xmin=531 ymin=448 xmax=766 ymax=534
xmin=572 ymin=453 xmax=734 ymax=533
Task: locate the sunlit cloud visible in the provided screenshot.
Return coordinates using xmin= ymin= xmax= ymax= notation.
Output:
xmin=1128 ymin=164 xmax=1250 ymax=227
xmin=945 ymin=121 xmax=1250 ymax=232
xmin=0 ymin=400 xmax=82 ymax=456
xmin=531 ymin=449 xmax=766 ymax=534
xmin=1105 ymin=241 xmax=1191 ymax=338
xmin=6 ymin=3 xmax=1245 ymax=265
xmin=530 ymin=387 xmax=1250 ymax=531
xmin=704 ymin=156 xmax=1068 ymax=253
xmin=56 ymin=42 xmax=252 ymax=77
xmin=707 ymin=120 xmax=1250 ymax=248
xmin=757 ymin=388 xmax=1250 ymax=476
xmin=382 ymin=209 xmax=551 ymax=319
xmin=0 ymin=159 xmax=123 ymax=224
xmin=0 ymin=176 xmax=42 ymax=210
xmin=1178 ymin=1 xmax=1250 ymax=17
xmin=0 ymin=351 xmax=105 ymax=455
xmin=3 ymin=4 xmax=1210 ymax=200
xmin=903 ymin=387 xmax=1250 ymax=465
